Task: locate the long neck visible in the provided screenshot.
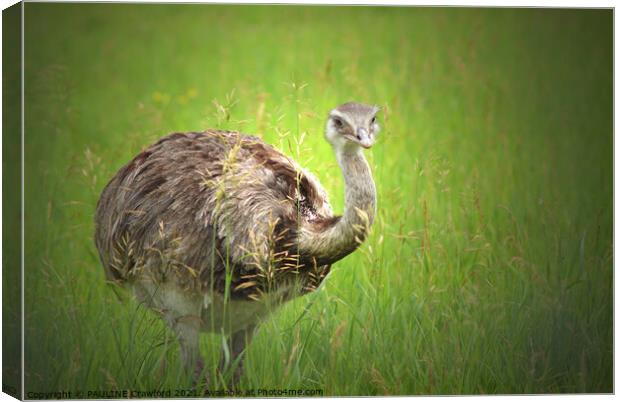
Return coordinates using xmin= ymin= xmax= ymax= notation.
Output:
xmin=298 ymin=147 xmax=376 ymax=265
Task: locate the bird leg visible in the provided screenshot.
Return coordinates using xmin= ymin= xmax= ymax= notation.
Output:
xmin=149 ymin=285 xmax=204 ymax=384
xmin=133 ymin=281 xmax=206 ymax=384
xmin=219 ymin=325 xmax=255 ymax=387
xmin=173 ymin=317 xmax=204 ymax=378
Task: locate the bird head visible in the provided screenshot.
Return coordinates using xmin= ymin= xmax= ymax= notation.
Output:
xmin=325 ymin=102 xmax=380 ymax=152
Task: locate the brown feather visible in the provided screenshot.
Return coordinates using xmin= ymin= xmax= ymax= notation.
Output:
xmin=94 ymin=130 xmax=335 ymax=301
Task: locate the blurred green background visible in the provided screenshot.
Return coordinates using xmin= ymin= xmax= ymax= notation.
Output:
xmin=19 ymin=4 xmax=611 ymax=395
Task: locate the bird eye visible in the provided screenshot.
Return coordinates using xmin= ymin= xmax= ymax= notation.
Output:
xmin=333 ymin=118 xmax=343 ymax=128
xmin=371 ymin=116 xmax=376 ymax=124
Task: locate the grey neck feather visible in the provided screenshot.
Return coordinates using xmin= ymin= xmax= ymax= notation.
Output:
xmin=298 ymin=147 xmax=376 ymax=265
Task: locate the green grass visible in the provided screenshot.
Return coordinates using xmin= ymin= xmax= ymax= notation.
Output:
xmin=18 ymin=4 xmax=612 ymax=395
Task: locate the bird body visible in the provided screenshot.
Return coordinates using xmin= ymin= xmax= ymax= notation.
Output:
xmin=96 ymin=131 xmax=334 ymax=301
xmin=94 ymin=102 xmax=380 ymax=384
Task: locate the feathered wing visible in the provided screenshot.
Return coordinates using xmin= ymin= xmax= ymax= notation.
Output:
xmin=94 ymin=130 xmax=334 ymax=301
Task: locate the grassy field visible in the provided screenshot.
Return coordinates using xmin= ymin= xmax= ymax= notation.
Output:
xmin=15 ymin=4 xmax=612 ymax=396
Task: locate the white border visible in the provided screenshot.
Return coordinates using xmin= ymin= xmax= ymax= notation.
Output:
xmin=0 ymin=1 xmax=615 ymax=402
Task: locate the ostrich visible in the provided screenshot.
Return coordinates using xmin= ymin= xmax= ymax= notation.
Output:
xmin=94 ymin=102 xmax=379 ymax=385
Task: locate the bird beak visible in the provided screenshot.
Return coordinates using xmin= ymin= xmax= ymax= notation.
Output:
xmin=356 ymin=127 xmax=373 ymax=149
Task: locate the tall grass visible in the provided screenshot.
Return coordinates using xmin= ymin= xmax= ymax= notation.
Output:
xmin=20 ymin=5 xmax=612 ymax=395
